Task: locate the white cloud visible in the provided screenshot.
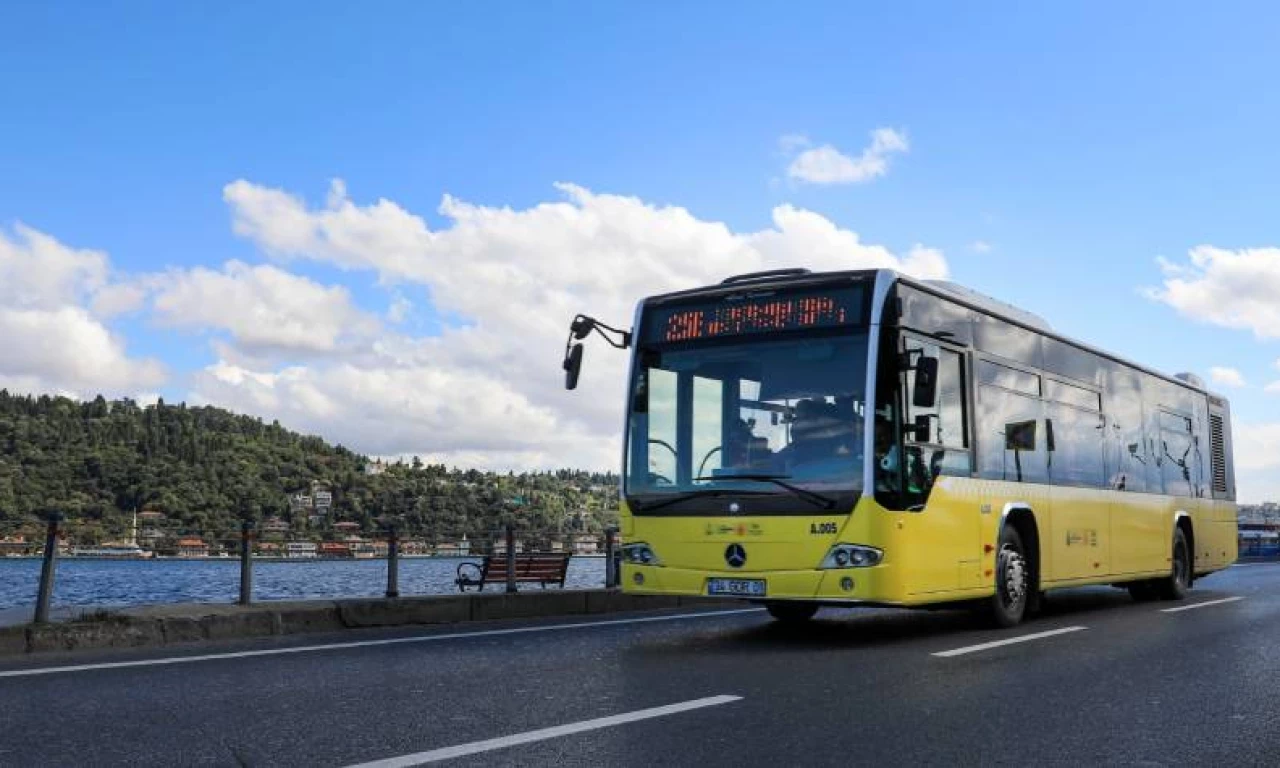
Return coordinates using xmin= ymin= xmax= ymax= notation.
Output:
xmin=970 ymin=240 xmax=992 ymax=253
xmin=0 ymin=224 xmax=165 ymax=397
xmin=0 ymin=306 xmax=165 ymax=396
xmin=1264 ymin=380 xmax=1280 ymax=394
xmin=786 ymin=128 xmax=909 ymax=185
xmin=387 ymin=293 xmax=412 ymax=324
xmin=1148 ymin=246 xmax=1280 ymax=338
xmin=1208 ymin=366 xmax=1246 ymax=388
xmin=148 ymin=260 xmax=381 ymax=358
xmin=0 ymin=223 xmax=108 ymax=310
xmin=209 ymin=179 xmax=949 ymax=469
xmin=1235 ymin=422 xmax=1280 ymax=502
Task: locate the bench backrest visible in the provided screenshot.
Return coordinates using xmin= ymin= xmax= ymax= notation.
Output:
xmin=483 ymin=553 xmax=570 ymax=581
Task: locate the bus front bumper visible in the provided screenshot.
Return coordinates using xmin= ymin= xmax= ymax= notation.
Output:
xmin=620 ymin=562 xmax=904 ymax=604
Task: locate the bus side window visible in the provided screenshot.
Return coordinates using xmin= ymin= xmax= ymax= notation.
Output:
xmin=902 ymin=338 xmax=971 ymax=495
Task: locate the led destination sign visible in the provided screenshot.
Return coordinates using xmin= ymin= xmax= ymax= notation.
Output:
xmin=643 ymin=285 xmax=865 ymax=344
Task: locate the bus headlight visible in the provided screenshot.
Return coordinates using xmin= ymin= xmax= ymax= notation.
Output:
xmin=820 ymin=544 xmax=882 ymax=569
xmin=622 ymin=542 xmax=661 ymax=566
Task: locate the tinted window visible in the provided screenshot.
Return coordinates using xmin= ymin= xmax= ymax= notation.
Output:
xmin=976 ymin=385 xmax=1047 ymax=483
xmin=1104 ymin=367 xmax=1147 ymax=492
xmin=978 ymin=360 xmax=1040 ymax=396
xmin=1041 ymin=338 xmax=1104 ymax=386
xmin=1045 ymin=379 xmax=1101 ymax=411
xmin=974 ymin=315 xmax=1042 ymax=368
xmin=898 ymin=286 xmax=973 ymax=345
xmin=1046 ymin=401 xmax=1106 ymax=488
xmin=899 ymin=337 xmax=971 ymax=502
xmin=904 ymin=339 xmax=967 ymax=449
xmin=1159 ymin=415 xmax=1195 ymax=498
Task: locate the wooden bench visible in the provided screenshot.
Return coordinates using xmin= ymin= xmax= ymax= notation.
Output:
xmin=455 ymin=552 xmax=571 ymax=592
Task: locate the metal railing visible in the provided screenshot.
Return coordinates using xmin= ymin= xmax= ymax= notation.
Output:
xmin=0 ymin=516 xmax=623 ymax=624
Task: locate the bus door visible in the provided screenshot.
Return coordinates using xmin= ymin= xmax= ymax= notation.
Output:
xmin=1043 ymin=379 xmax=1110 ymax=580
xmin=899 ymin=334 xmax=980 ymax=594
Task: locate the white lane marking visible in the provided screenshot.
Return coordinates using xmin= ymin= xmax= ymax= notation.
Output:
xmin=1230 ymin=562 xmax=1280 ymax=567
xmin=0 ymin=608 xmax=762 ymax=679
xmin=344 ymin=695 xmax=743 ymax=767
xmin=1160 ymin=596 xmax=1245 ymax=613
xmin=932 ymin=626 xmax=1087 ymax=658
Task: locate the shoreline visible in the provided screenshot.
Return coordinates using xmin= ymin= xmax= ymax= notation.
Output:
xmin=0 ymin=553 xmax=609 ymax=562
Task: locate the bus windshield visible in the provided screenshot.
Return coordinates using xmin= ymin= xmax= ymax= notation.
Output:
xmin=625 ymin=332 xmax=869 ymax=514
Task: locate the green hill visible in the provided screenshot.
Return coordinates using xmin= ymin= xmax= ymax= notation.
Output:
xmin=0 ymin=391 xmax=619 ymax=544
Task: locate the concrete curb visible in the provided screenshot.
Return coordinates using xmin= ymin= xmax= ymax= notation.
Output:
xmin=0 ymin=591 xmax=737 ymax=658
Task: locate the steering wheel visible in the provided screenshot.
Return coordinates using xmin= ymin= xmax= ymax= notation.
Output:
xmin=648 ymin=438 xmax=676 ymax=459
xmin=696 ymin=446 xmax=722 ymax=479
xmin=645 ymin=439 xmax=677 ymax=485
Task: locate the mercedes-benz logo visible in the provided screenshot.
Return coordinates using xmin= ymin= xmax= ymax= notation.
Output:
xmin=725 ymin=543 xmax=747 ymax=569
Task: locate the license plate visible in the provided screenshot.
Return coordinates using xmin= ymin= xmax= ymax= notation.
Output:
xmin=707 ymin=578 xmax=766 ymax=597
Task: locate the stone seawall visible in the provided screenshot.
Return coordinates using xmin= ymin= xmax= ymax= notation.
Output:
xmin=0 ymin=590 xmax=737 ymax=658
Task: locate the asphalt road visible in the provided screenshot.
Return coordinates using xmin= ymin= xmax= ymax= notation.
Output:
xmin=2 ymin=564 xmax=1278 ymax=767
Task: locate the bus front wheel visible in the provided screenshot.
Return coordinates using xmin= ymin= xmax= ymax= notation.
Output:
xmin=765 ymin=602 xmax=818 ymax=623
xmin=987 ymin=527 xmax=1029 ymax=628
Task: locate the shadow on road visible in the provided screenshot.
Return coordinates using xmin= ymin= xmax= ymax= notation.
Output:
xmin=631 ymin=586 xmax=1151 ymax=655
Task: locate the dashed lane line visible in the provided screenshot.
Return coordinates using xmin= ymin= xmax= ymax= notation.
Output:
xmin=931 ymin=626 xmax=1088 ymax=658
xmin=1160 ymin=596 xmax=1245 ymax=613
xmin=343 ymin=695 xmax=744 ymax=767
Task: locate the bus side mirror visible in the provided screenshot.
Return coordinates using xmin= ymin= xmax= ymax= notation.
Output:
xmin=564 ymin=343 xmax=584 ymax=390
xmin=912 ymin=356 xmax=939 ymax=408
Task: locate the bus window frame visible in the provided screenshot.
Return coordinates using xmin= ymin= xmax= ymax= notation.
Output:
xmin=897 ymin=331 xmax=975 ymax=507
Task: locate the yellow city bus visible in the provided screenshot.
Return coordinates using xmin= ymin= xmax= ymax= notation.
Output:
xmin=563 ymin=268 xmax=1238 ymax=626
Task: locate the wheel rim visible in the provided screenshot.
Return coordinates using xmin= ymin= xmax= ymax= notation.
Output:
xmin=999 ymin=544 xmax=1027 ymax=610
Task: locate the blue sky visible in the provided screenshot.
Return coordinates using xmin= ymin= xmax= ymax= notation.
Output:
xmin=1 ymin=2 xmax=1277 ymax=499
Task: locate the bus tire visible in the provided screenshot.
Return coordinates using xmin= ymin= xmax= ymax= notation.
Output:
xmin=987 ymin=526 xmax=1029 ymax=628
xmin=1157 ymin=528 xmax=1191 ymax=601
xmin=765 ymin=602 xmax=818 ymax=623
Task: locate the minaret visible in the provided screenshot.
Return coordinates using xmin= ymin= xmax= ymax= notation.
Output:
xmin=130 ymin=510 xmax=138 ymax=547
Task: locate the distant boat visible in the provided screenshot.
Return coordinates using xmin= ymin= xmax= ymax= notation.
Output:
xmin=69 ymin=543 xmax=151 ymax=559
xmin=70 ymin=511 xmax=152 ymax=558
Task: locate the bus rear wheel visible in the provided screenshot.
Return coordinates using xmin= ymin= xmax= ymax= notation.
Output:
xmin=765 ymin=602 xmax=818 ymax=623
xmin=987 ymin=527 xmax=1029 ymax=628
xmin=1157 ymin=527 xmax=1191 ymax=601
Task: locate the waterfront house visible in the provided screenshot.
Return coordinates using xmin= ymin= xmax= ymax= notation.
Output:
xmin=262 ymin=517 xmax=291 ymax=534
xmin=176 ymin=537 xmax=208 ymax=558
xmin=572 ymin=534 xmax=600 ymax=555
xmin=333 ymin=521 xmax=362 ymax=534
xmin=318 ymin=541 xmax=351 ymax=558
xmin=400 ymin=539 xmax=429 ymax=556
xmin=285 ymin=541 xmax=317 ymax=559
xmin=0 ymin=536 xmax=32 ymax=557
xmin=434 ymin=538 xmax=472 ymax=557
xmin=491 ymin=539 xmax=525 ymax=556
xmin=255 ymin=542 xmax=281 ymax=557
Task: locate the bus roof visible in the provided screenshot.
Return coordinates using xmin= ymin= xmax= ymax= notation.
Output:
xmin=640 ymin=268 xmax=1223 ymax=402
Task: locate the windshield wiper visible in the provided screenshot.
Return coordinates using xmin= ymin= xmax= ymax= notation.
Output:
xmin=694 ymin=473 xmax=837 ymax=510
xmin=633 ymin=487 xmax=772 ymax=513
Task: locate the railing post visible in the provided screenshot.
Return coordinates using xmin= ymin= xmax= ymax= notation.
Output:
xmin=238 ymin=520 xmax=253 ymax=606
xmin=34 ymin=515 xmax=61 ymax=624
xmin=386 ymin=525 xmax=400 ymax=599
xmin=604 ymin=526 xmax=618 ymax=589
xmin=505 ymin=524 xmax=517 ymax=594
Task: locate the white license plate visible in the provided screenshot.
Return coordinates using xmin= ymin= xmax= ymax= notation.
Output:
xmin=707 ymin=578 xmax=766 ymax=597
